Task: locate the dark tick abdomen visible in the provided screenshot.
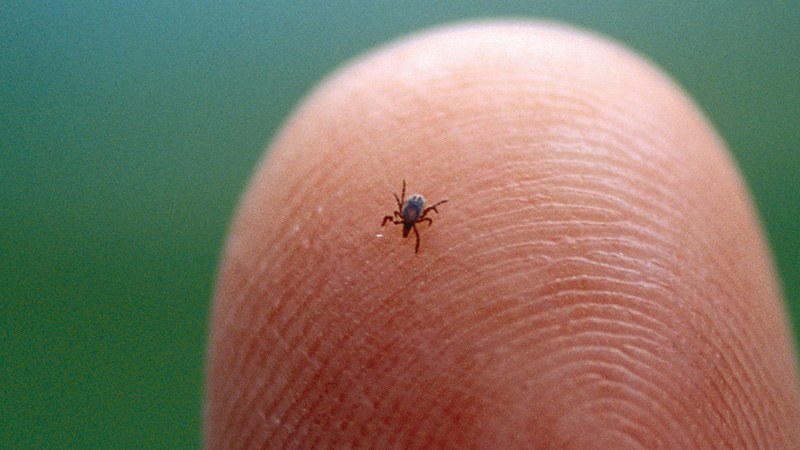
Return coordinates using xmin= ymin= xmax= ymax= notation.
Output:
xmin=402 ymin=196 xmax=425 ymax=222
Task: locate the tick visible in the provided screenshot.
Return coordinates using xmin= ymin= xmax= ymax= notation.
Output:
xmin=381 ymin=179 xmax=448 ymax=253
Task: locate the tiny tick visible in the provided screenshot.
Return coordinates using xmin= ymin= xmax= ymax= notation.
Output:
xmin=381 ymin=179 xmax=448 ymax=253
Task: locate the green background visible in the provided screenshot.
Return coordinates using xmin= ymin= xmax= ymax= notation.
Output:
xmin=2 ymin=2 xmax=798 ymax=448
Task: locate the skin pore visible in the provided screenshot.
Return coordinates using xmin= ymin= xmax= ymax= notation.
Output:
xmin=205 ymin=22 xmax=800 ymax=448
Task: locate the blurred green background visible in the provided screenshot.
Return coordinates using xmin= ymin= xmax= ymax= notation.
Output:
xmin=2 ymin=2 xmax=798 ymax=448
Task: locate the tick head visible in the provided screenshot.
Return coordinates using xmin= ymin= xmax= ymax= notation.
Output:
xmin=402 ymin=222 xmax=413 ymax=237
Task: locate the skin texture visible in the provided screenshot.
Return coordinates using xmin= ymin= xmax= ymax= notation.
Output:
xmin=205 ymin=22 xmax=800 ymax=448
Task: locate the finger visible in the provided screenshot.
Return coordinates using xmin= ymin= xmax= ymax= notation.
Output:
xmin=205 ymin=22 xmax=800 ymax=448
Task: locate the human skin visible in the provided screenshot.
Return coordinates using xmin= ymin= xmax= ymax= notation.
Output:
xmin=205 ymin=22 xmax=800 ymax=448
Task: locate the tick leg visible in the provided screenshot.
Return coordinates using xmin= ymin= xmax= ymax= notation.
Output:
xmin=430 ymin=199 xmax=449 ymax=209
xmin=393 ymin=193 xmax=403 ymax=210
xmin=418 ymin=217 xmax=433 ymax=227
xmin=420 ymin=199 xmax=449 ymax=218
xmin=401 ymin=179 xmax=406 ymax=207
xmin=412 ymin=224 xmax=421 ymax=253
xmin=382 ymin=210 xmax=404 ymax=226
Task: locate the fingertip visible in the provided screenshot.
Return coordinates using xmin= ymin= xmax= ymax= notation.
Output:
xmin=206 ymin=21 xmax=800 ymax=448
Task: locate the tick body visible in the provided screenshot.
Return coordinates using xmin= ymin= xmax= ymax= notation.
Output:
xmin=381 ymin=180 xmax=448 ymax=253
